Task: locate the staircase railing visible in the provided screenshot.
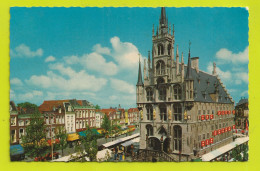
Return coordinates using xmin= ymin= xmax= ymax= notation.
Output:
xmin=137 ymin=149 xmax=175 ymax=162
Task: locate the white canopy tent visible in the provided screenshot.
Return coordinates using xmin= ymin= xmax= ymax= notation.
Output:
xmin=102 ymin=133 xmax=140 ymax=148
xmin=201 ymin=137 xmax=249 ymax=161
xmin=121 ymin=137 xmax=140 ymax=147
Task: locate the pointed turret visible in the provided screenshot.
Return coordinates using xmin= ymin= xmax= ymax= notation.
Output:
xmin=176 ymin=45 xmax=179 ymax=75
xmin=212 ymin=62 xmax=217 ymax=76
xmin=160 ymin=7 xmax=167 ymax=27
xmin=137 ymin=57 xmax=143 ymax=86
xmin=181 ymin=52 xmax=184 ymax=64
xmin=144 ymin=58 xmax=147 ymax=80
xmin=148 ymin=51 xmax=151 ymax=69
xmin=186 ymin=41 xmax=193 ymax=80
xmin=159 ymin=7 xmax=168 ymax=35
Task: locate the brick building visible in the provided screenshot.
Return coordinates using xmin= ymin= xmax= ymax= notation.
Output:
xmin=128 ymin=108 xmax=139 ymax=125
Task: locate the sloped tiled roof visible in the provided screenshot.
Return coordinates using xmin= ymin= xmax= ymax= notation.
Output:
xmin=100 ymin=109 xmax=117 ymax=117
xmin=236 ymin=98 xmax=248 ymax=106
xmin=38 ymin=100 xmax=69 ymax=113
xmin=128 ymin=108 xmax=139 ymax=113
xmin=186 ymin=66 xmax=233 ymax=104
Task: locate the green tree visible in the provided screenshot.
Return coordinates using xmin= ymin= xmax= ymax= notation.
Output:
xmin=21 ymin=111 xmax=48 ymax=159
xmin=232 ymin=145 xmax=242 ymax=161
xmin=81 ymin=126 xmax=98 ymax=161
xmin=17 ymin=102 xmax=38 ymax=109
xmin=95 ymin=104 xmax=101 ymax=109
xmin=101 ymin=114 xmax=111 ymax=142
xmin=242 ymin=144 xmax=249 ymax=161
xmin=55 ymin=126 xmax=68 ymax=156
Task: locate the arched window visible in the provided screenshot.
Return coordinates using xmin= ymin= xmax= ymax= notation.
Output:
xmin=159 ymin=104 xmax=167 ymax=121
xmin=146 ymin=87 xmax=153 ymax=101
xmin=173 ymin=85 xmax=182 ymax=100
xmin=174 ymin=103 xmax=182 ymax=121
xmin=158 ymin=44 xmax=164 ymax=55
xmin=146 ymin=105 xmax=153 ymax=120
xmin=146 ymin=124 xmax=153 ymax=136
xmin=156 ymin=60 xmax=165 ymax=75
xmin=173 ymin=125 xmax=182 ymax=151
xmin=167 ymin=44 xmax=171 ymax=55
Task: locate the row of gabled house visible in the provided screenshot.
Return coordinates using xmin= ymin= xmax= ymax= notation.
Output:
xmin=10 ymin=100 xmax=139 ymax=145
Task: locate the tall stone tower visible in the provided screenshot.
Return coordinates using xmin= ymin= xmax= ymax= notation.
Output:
xmin=136 ymin=7 xmax=235 ymax=162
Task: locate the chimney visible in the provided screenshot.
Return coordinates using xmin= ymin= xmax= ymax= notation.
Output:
xmin=191 ymin=57 xmax=199 ymax=73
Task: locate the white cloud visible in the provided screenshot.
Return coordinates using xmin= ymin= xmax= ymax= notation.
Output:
xmin=45 ymin=56 xmax=56 ymax=62
xmin=11 ymin=44 xmax=43 ymax=58
xmin=109 ymin=95 xmax=118 ymax=101
xmin=92 ymin=44 xmax=111 ymax=55
xmin=18 ymin=90 xmax=43 ymax=101
xmin=62 ymin=36 xmax=142 ymax=75
xmin=10 ymin=89 xmax=15 ymax=99
xmin=216 ymin=46 xmax=248 ymax=64
xmin=207 ymin=63 xmax=232 ymax=82
xmin=64 ymin=55 xmax=81 ymax=65
xmin=110 ymin=36 xmax=142 ymax=69
xmin=10 ymin=78 xmax=23 ymax=86
xmin=234 ymin=80 xmax=242 ymax=85
xmin=49 ymin=63 xmax=76 ymax=77
xmin=26 ymin=64 xmax=107 ymax=92
xmin=81 ymin=52 xmax=118 ymax=76
xmin=110 ymin=78 xmax=135 ymax=94
xmin=45 ymin=91 xmax=96 ymax=101
xmin=234 ymin=72 xmax=248 ymax=84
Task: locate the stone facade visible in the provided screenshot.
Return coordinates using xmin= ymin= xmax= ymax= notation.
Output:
xmin=136 ymin=7 xmax=235 ymax=161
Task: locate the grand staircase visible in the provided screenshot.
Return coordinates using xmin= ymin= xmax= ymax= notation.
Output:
xmin=134 ymin=149 xmax=176 ymax=162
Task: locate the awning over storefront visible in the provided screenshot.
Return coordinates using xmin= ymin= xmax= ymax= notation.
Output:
xmin=78 ymin=131 xmax=86 ymax=137
xmin=201 ymin=137 xmax=249 ymax=161
xmin=67 ymin=133 xmax=79 ymax=141
xmin=91 ymin=129 xmax=100 ymax=135
xmin=121 ymin=137 xmax=140 ymax=147
xmin=10 ymin=144 xmax=24 ymax=156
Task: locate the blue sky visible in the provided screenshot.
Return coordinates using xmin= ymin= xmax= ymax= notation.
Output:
xmin=10 ymin=7 xmax=248 ymax=108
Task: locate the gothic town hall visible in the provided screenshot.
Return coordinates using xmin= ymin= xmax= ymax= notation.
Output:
xmin=136 ymin=7 xmax=235 ymax=161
